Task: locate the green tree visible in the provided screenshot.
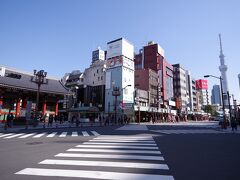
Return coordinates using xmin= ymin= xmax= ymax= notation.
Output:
xmin=204 ymin=105 xmax=216 ymax=116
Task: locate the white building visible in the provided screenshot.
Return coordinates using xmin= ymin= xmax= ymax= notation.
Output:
xmin=105 ymin=38 xmax=135 ymax=118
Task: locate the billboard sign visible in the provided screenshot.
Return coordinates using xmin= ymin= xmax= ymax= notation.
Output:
xmin=196 ymin=79 xmax=208 ymax=90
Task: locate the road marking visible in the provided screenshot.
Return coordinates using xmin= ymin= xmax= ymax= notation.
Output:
xmin=18 ymin=133 xmax=36 ymax=138
xmin=94 ymin=138 xmax=154 ymax=141
xmin=39 ymin=159 xmax=169 ymax=170
xmin=59 ymin=132 xmax=67 ymax=137
xmin=83 ymin=142 xmax=157 ymax=146
xmin=91 ymin=131 xmax=100 ymax=136
xmin=46 ymin=132 xmax=57 ymax=138
xmin=89 ymin=139 xmax=155 ymax=143
xmin=0 ymin=133 xmax=14 ymax=138
xmin=75 ymin=144 xmax=158 ymax=150
xmin=67 ymin=148 xmax=161 ymax=154
xmin=82 ymin=131 xmax=89 ymax=136
xmin=95 ymin=136 xmax=153 ymax=140
xmin=4 ymin=133 xmax=25 ymax=139
xmin=72 ymin=132 xmax=78 ymax=137
xmin=55 ymin=153 xmax=164 ymax=161
xmin=33 ymin=133 xmax=46 ymax=138
xmin=15 ymin=168 xmax=174 ymax=180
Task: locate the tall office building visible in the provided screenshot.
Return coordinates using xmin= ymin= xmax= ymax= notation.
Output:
xmin=196 ymin=79 xmax=209 ymax=109
xmin=105 ymin=38 xmax=135 ymax=118
xmin=211 ymin=85 xmax=222 ymax=105
xmin=218 ymin=34 xmax=229 ymax=105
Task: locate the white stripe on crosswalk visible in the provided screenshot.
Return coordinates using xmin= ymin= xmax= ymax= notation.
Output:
xmin=91 ymin=131 xmax=100 ymax=136
xmin=46 ymin=132 xmax=57 ymax=138
xmin=82 ymin=131 xmax=89 ymax=136
xmin=72 ymin=132 xmax=78 ymax=137
xmin=59 ymin=132 xmax=67 ymax=137
xmin=67 ymin=148 xmax=161 ymax=154
xmin=95 ymin=137 xmax=153 ymax=140
xmin=89 ymin=139 xmax=155 ymax=143
xmin=4 ymin=133 xmax=25 ymax=139
xmin=55 ymin=153 xmax=164 ymax=161
xmin=39 ymin=159 xmax=169 ymax=170
xmin=15 ymin=168 xmax=174 ymax=180
xmin=94 ymin=138 xmax=153 ymax=141
xmin=33 ymin=133 xmax=46 ymax=138
xmin=0 ymin=133 xmax=14 ymax=138
xmin=75 ymin=144 xmax=158 ymax=150
xmin=18 ymin=133 xmax=36 ymax=138
xmin=83 ymin=142 xmax=157 ymax=146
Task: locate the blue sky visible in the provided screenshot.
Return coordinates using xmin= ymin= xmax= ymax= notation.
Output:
xmin=0 ymin=0 xmax=240 ymax=100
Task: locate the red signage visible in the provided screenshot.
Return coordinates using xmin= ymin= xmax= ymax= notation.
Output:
xmin=196 ymin=79 xmax=208 ymax=90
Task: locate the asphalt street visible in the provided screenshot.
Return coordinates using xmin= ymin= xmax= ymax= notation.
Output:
xmin=0 ymin=122 xmax=239 ymax=180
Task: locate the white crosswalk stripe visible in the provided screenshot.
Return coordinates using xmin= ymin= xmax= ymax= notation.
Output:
xmin=46 ymin=132 xmax=57 ymax=138
xmin=71 ymin=132 xmax=78 ymax=137
xmin=0 ymin=133 xmax=14 ymax=138
xmin=16 ymin=168 xmax=174 ymax=180
xmin=67 ymin=148 xmax=161 ymax=154
xmin=55 ymin=153 xmax=164 ymax=160
xmin=75 ymin=144 xmax=158 ymax=149
xmin=89 ymin=139 xmax=155 ymax=143
xmin=33 ymin=133 xmax=46 ymax=138
xmin=0 ymin=131 xmax=101 ymax=140
xmin=39 ymin=159 xmax=169 ymax=169
xmin=18 ymin=133 xmax=36 ymax=138
xmin=83 ymin=142 xmax=157 ymax=146
xmin=15 ymin=135 xmax=174 ymax=180
xmin=82 ymin=131 xmax=89 ymax=136
xmin=4 ymin=133 xmax=25 ymax=139
xmin=91 ymin=131 xmax=100 ymax=136
xmin=59 ymin=132 xmax=67 ymax=137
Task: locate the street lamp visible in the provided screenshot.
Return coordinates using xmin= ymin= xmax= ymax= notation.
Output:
xmin=31 ymin=70 xmax=48 ymax=128
xmin=112 ymin=84 xmax=131 ymax=125
xmin=204 ymin=75 xmax=226 ymax=128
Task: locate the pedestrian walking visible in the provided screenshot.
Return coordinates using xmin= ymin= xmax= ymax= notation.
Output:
xmin=231 ymin=117 xmax=237 ymax=131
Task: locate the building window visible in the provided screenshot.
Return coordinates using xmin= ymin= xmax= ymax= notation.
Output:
xmin=97 ymin=69 xmax=99 ymax=74
xmin=94 ymin=73 xmax=95 ymax=77
xmin=101 ymin=76 xmax=103 ymax=80
xmin=93 ymin=81 xmax=94 ymax=84
xmin=98 ymin=77 xmax=100 ymax=81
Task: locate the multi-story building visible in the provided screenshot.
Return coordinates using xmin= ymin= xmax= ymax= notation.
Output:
xmin=63 ymin=48 xmax=107 ymax=113
xmin=186 ymin=71 xmax=197 ymax=112
xmin=173 ymin=64 xmax=188 ymax=114
xmin=134 ymin=41 xmax=175 ymax=118
xmin=104 ymin=38 xmax=135 ymax=119
xmin=211 ymin=84 xmax=222 ymax=105
xmin=196 ymin=79 xmax=209 ymax=109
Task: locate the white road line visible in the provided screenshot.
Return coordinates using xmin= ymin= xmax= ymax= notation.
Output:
xmin=0 ymin=133 xmax=14 ymax=137
xmin=72 ymin=132 xmax=78 ymax=137
xmin=94 ymin=138 xmax=154 ymax=141
xmin=75 ymin=145 xmax=158 ymax=150
xmin=67 ymin=148 xmax=161 ymax=154
xmin=46 ymin=132 xmax=57 ymax=138
xmin=94 ymin=136 xmax=153 ymax=141
xmin=89 ymin=139 xmax=155 ymax=143
xmin=82 ymin=131 xmax=89 ymax=136
xmin=15 ymin=168 xmax=174 ymax=180
xmin=4 ymin=133 xmax=25 ymax=139
xmin=18 ymin=133 xmax=36 ymax=138
xmin=0 ymin=133 xmax=14 ymax=138
xmin=83 ymin=142 xmax=157 ymax=146
xmin=39 ymin=159 xmax=169 ymax=170
xmin=33 ymin=133 xmax=46 ymax=138
xmin=55 ymin=153 xmax=164 ymax=161
xmin=59 ymin=132 xmax=67 ymax=137
xmin=91 ymin=131 xmax=100 ymax=136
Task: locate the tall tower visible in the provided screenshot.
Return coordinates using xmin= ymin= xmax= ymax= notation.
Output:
xmin=218 ymin=34 xmax=229 ymax=105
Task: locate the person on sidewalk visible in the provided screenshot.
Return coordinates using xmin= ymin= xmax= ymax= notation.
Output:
xmin=231 ymin=117 xmax=237 ymax=131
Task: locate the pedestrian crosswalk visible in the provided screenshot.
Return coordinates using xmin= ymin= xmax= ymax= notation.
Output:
xmin=0 ymin=131 xmax=100 ymax=140
xmin=151 ymin=129 xmax=228 ymax=134
xmin=15 ymin=135 xmax=175 ymax=180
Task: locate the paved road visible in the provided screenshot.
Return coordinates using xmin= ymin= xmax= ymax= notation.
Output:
xmin=0 ymin=123 xmax=239 ymax=180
